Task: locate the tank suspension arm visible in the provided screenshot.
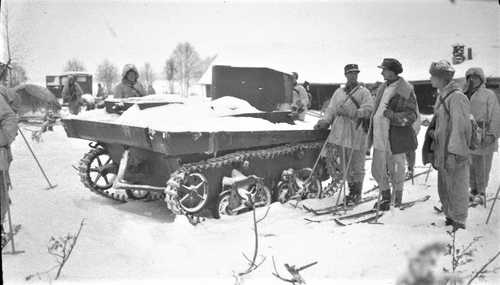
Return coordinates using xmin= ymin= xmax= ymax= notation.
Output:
xmin=113 ymin=182 xmax=165 ymax=193
xmin=112 ymin=149 xmax=166 ymax=193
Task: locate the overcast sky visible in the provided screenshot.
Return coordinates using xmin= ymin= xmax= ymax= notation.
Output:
xmin=2 ymin=0 xmax=499 ymax=85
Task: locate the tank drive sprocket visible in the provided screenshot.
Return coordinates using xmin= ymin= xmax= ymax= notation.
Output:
xmin=79 ymin=147 xmax=127 ymax=202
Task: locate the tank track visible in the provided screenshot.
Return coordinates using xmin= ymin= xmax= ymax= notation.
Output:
xmin=165 ymin=141 xmax=325 ymax=216
xmin=79 ymin=148 xmax=165 ymax=203
xmin=79 ymin=147 xmax=128 ymax=202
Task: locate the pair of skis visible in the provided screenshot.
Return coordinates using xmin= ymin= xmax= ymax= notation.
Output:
xmin=303 ymin=195 xmax=378 ymax=216
xmin=306 ymin=195 xmax=431 ymax=226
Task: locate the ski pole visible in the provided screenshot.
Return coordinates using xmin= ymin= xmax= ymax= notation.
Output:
xmin=334 ymin=127 xmax=362 ymax=208
xmin=424 ymin=164 xmax=432 ymax=184
xmin=2 ymin=171 xmax=24 ymax=254
xmin=482 ymin=123 xmax=487 ymax=209
xmin=486 ymin=184 xmax=500 ymax=224
xmin=18 ymin=128 xmax=57 ymax=189
xmin=305 ymin=131 xmax=330 ymax=198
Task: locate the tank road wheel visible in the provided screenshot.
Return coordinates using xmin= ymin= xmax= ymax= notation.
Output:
xmin=252 ymin=185 xmax=272 ymax=208
xmin=217 ymin=192 xmax=238 ymax=217
xmin=177 ymin=173 xmax=209 ymax=214
xmin=296 ymin=168 xmax=322 ymax=199
xmin=79 ymin=148 xmax=125 ymax=201
xmin=277 ymin=182 xmax=293 ymax=204
xmin=125 ymin=189 xmax=149 ymax=200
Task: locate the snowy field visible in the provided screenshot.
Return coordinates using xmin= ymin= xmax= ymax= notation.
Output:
xmin=2 ymin=121 xmax=500 ymax=285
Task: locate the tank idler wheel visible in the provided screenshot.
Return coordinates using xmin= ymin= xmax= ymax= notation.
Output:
xmin=177 ymin=173 xmax=209 ymax=214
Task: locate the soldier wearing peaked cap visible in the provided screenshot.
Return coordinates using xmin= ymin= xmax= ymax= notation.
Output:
xmin=315 ymin=64 xmax=373 ymax=204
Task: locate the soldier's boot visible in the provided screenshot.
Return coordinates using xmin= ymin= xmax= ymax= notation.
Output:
xmin=394 ymin=191 xmax=403 ymax=208
xmin=472 ymin=193 xmax=486 ymax=205
xmin=373 ymin=189 xmax=391 ymax=211
xmin=405 ymin=168 xmax=414 ymax=180
xmin=469 ymin=189 xmax=478 ymax=202
xmin=345 ymin=182 xmax=362 ymax=205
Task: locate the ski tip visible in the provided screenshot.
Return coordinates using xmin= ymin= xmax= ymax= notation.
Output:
xmin=333 ymin=218 xmax=346 ymax=226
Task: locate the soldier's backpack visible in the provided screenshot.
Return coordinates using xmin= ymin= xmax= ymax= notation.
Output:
xmin=439 ymin=89 xmax=481 ymax=151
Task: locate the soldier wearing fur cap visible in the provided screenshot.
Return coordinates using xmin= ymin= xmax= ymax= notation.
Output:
xmin=368 ymin=58 xmax=420 ymax=211
xmin=429 ymin=60 xmax=471 ymax=230
xmin=113 ymin=64 xmax=146 ymax=99
xmin=314 ymin=64 xmax=373 ymax=204
xmin=463 ymin=67 xmax=500 ymax=205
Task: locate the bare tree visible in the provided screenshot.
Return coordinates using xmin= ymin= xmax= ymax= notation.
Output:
xmin=164 ymin=57 xmax=176 ymax=94
xmin=95 ymin=59 xmax=119 ymax=94
xmin=6 ymin=62 xmax=27 ymax=87
xmin=63 ymin=58 xmax=86 ymax=72
xmin=140 ymin=62 xmax=155 ymax=92
xmin=2 ymin=0 xmax=29 ymax=87
xmin=170 ymin=42 xmax=209 ymax=97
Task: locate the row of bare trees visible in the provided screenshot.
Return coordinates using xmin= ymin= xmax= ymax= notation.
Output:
xmin=62 ymin=42 xmax=214 ymax=96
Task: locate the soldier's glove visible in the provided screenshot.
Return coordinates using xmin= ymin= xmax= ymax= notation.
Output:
xmin=337 ymin=106 xmax=354 ymax=118
xmin=482 ymin=134 xmax=496 ymax=146
xmin=314 ymin=120 xmax=330 ymax=130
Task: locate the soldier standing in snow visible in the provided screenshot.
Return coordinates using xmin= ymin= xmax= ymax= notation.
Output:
xmin=61 ymin=75 xmax=84 ymax=115
xmin=429 ymin=60 xmax=471 ymax=230
xmin=291 ymin=72 xmax=310 ymax=121
xmin=0 ymin=63 xmax=18 ymax=235
xmin=314 ymin=64 xmax=373 ymax=204
xmin=463 ymin=67 xmax=500 ymax=205
xmin=96 ymin=83 xmax=105 ymax=99
xmin=113 ymin=64 xmax=146 ymax=99
xmin=369 ymin=58 xmax=419 ymax=211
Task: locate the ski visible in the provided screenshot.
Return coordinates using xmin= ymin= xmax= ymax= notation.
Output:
xmin=303 ymin=195 xmax=378 ymax=216
xmin=333 ymin=212 xmax=384 ymax=226
xmin=1 ymin=224 xmax=22 ymax=250
xmin=304 ymin=209 xmax=381 ymax=224
xmin=398 ymin=195 xmax=431 ymax=210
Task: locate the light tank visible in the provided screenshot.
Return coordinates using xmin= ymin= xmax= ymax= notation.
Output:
xmin=62 ymin=66 xmax=330 ymax=219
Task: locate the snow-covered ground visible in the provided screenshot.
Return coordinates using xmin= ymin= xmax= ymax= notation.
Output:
xmin=3 ymin=120 xmax=500 ymax=284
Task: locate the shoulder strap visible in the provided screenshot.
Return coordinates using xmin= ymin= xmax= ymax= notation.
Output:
xmin=345 ymin=85 xmax=361 ymax=109
xmin=439 ymin=89 xmax=460 ymax=117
